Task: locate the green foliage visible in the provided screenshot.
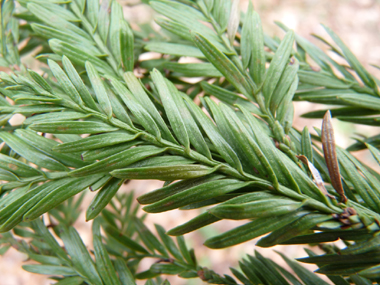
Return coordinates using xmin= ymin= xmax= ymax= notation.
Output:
xmin=0 ymin=0 xmax=380 ymax=284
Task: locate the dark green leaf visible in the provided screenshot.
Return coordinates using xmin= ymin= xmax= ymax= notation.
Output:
xmin=54 ymin=132 xmax=138 ymax=153
xmin=86 ymin=178 xmax=122 ymax=221
xmin=59 ymin=225 xmax=103 ymax=285
xmin=111 ymin=164 xmax=217 ymax=181
xmin=262 ymin=31 xmax=295 ymax=108
xmin=257 ymin=213 xmax=332 ymax=247
xmin=155 ymin=224 xmax=183 ymax=261
xmin=277 ymin=251 xmax=330 ymax=285
xmin=142 ymin=179 xmax=252 ymax=213
xmin=70 ymin=145 xmax=166 ymax=177
xmin=86 ymin=61 xmax=112 ymax=118
xmin=123 ymin=72 xmax=177 ymax=143
xmin=183 ymin=96 xmax=242 ymax=171
xmin=103 ymin=224 xmax=149 ymax=254
xmin=192 ymin=32 xmax=255 ymax=100
xmin=241 ymin=4 xmax=265 ymax=85
xmin=145 ymin=42 xmax=204 ymax=58
xmin=114 ymin=257 xmax=136 ymax=285
xmin=48 ymin=59 xmax=83 ymax=105
xmin=62 ymin=56 xmax=99 ymax=111
xmin=151 ymin=70 xmax=190 ymax=150
xmin=0 ymin=132 xmax=67 ymax=171
xmin=0 ymin=153 xmax=42 ymax=177
xmin=92 ymin=219 xmax=121 ymax=285
xmin=137 ymin=174 xmax=224 ymax=205
xmin=163 ymin=62 xmax=222 ymax=77
xmin=30 ymin=121 xmax=119 ymax=134
xmin=23 ymin=175 xmax=102 ymax=221
xmin=204 ymin=211 xmax=308 ymax=248
xmin=210 ymin=199 xmax=302 ymax=220
xmin=323 ymin=24 xmax=377 ymax=89
xmin=49 ymin=39 xmax=116 ymax=75
xmin=22 ymin=265 xmax=77 ymax=276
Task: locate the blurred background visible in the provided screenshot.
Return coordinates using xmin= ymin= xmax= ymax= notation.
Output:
xmin=1 ymin=0 xmax=380 ymax=284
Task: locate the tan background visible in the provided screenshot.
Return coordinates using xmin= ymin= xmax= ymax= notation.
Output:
xmin=2 ymin=0 xmax=380 ymax=284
